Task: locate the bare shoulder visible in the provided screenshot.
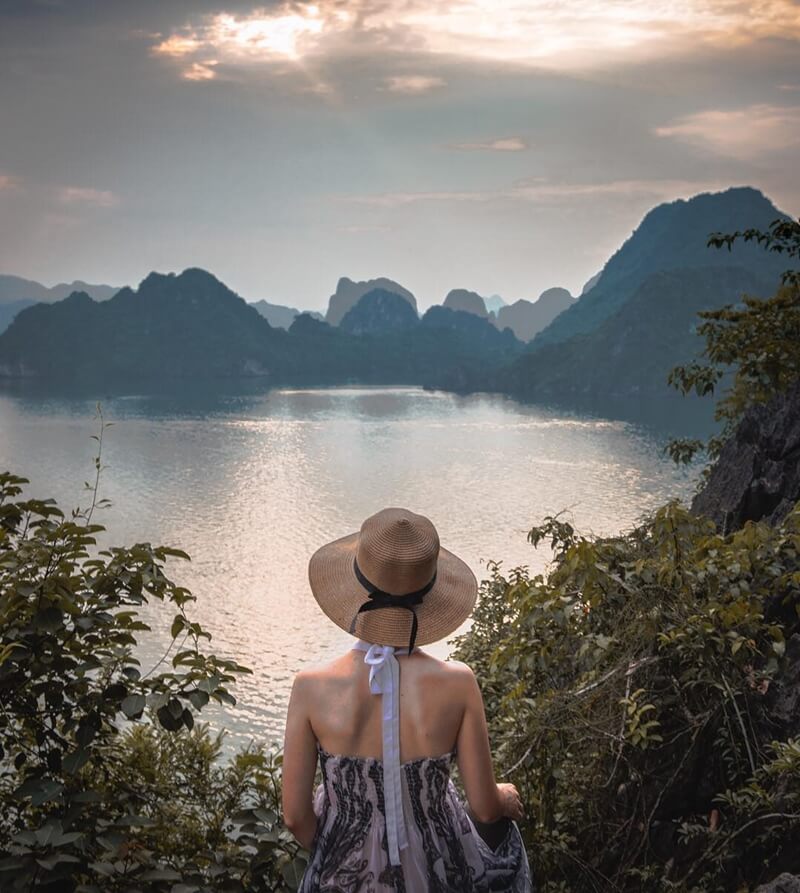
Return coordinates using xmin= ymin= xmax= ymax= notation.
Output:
xmin=439 ymin=660 xmax=475 ymax=684
xmin=437 ymin=658 xmax=483 ymax=701
xmin=442 ymin=658 xmax=477 ymax=679
xmin=290 ymin=653 xmax=351 ymax=699
xmin=412 ymin=652 xmax=477 ymax=688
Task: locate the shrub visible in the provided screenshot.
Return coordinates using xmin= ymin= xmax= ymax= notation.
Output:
xmin=452 ymin=501 xmax=800 ymax=891
xmin=0 ymin=470 xmax=306 ymax=891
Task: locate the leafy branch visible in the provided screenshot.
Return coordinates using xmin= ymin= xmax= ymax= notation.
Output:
xmin=666 ymin=216 xmax=800 ymax=467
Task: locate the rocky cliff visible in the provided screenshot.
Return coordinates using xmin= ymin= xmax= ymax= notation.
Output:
xmin=692 ymin=379 xmax=800 ymax=531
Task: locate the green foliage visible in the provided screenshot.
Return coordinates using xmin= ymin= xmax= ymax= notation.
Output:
xmin=452 ymin=501 xmax=800 ymax=891
xmin=709 ymin=217 xmax=800 ymax=289
xmin=667 ymin=217 xmax=800 ymax=466
xmin=0 ymin=468 xmax=306 ymax=890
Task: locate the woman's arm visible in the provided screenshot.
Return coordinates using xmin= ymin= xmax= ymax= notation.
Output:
xmin=454 ymin=665 xmax=524 ymax=824
xmin=282 ymin=672 xmax=320 ymax=849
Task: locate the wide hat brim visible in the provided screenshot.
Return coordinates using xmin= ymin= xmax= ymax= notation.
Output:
xmin=308 ymin=532 xmax=478 ymax=648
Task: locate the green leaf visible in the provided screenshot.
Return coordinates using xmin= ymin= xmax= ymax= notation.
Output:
xmin=63 ymin=748 xmax=92 ymax=774
xmin=120 ymin=694 xmax=146 ymax=719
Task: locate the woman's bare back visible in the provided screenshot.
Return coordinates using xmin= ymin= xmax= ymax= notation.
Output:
xmin=298 ymin=648 xmax=472 ymax=763
xmin=282 ymin=645 xmax=524 ymax=852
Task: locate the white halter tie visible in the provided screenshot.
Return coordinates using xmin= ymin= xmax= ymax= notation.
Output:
xmin=353 ymin=639 xmax=409 ymax=866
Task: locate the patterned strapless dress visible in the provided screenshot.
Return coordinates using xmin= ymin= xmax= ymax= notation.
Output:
xmin=297 ymin=642 xmax=533 ymax=893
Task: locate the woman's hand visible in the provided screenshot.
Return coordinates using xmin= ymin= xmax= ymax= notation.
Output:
xmin=497 ymin=782 xmax=524 ymax=821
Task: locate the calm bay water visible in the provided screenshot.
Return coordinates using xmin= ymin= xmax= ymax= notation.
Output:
xmin=0 ymin=386 xmax=699 ymax=749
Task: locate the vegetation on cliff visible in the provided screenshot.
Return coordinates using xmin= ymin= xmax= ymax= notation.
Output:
xmin=452 ymin=504 xmax=800 ymax=891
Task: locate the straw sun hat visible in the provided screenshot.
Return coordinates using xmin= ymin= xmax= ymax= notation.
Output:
xmin=308 ymin=507 xmax=478 ymax=651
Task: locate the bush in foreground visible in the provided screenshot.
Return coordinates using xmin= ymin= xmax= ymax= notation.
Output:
xmin=452 ymin=501 xmax=800 ymax=891
xmin=0 ymin=471 xmax=306 ymax=891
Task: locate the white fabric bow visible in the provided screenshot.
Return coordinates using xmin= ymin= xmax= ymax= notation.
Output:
xmin=353 ymin=640 xmax=409 ymax=866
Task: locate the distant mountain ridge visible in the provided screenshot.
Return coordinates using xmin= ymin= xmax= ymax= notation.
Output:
xmin=0 ymin=268 xmax=524 ymax=388
xmin=250 ymin=299 xmax=323 ymax=329
xmin=0 ymin=186 xmax=791 ymax=428
xmin=581 ymin=272 xmax=601 ymax=295
xmin=0 ymin=274 xmax=120 ymax=334
xmin=436 ymin=287 xmax=575 ymax=342
xmin=0 ymin=274 xmax=117 ymax=304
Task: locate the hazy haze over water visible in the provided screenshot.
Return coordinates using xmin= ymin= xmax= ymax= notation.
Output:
xmin=0 ymin=386 xmax=699 ymax=748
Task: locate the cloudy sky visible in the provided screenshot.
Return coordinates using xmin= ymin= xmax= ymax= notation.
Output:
xmin=1 ymin=0 xmax=798 ymax=311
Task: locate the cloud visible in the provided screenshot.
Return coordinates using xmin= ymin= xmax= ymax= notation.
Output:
xmin=183 ymin=61 xmax=218 ymax=80
xmin=152 ymin=4 xmax=327 ymax=65
xmin=381 ymin=75 xmax=445 ymax=94
xmin=152 ymin=34 xmax=203 ymax=57
xmin=149 ymin=0 xmax=800 ymax=78
xmin=57 ymin=187 xmax=119 ymax=208
xmin=654 ymin=103 xmax=800 ymax=160
xmin=342 ymin=177 xmax=730 ymax=207
xmin=0 ymin=174 xmax=19 ymax=191
xmin=450 ymin=136 xmax=528 ymax=151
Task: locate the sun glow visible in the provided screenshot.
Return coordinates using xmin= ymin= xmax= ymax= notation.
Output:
xmin=209 ymin=7 xmax=324 ymax=60
xmin=152 ymin=3 xmax=328 ymax=77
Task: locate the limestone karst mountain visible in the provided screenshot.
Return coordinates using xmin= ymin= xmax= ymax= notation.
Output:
xmin=484 ymin=294 xmax=507 ymax=316
xmin=495 ymin=187 xmax=792 ymax=408
xmin=531 ymin=187 xmax=788 ymax=349
xmin=0 ymin=300 xmax=35 ymax=336
xmin=325 ymin=276 xmax=416 ymax=326
xmin=442 ymin=289 xmax=489 ymax=318
xmin=339 ymin=288 xmax=419 ymax=335
xmin=0 ymin=268 xmax=523 ymax=389
xmin=494 ymin=287 xmax=576 ymax=342
xmin=0 ymin=269 xmax=291 ymax=380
